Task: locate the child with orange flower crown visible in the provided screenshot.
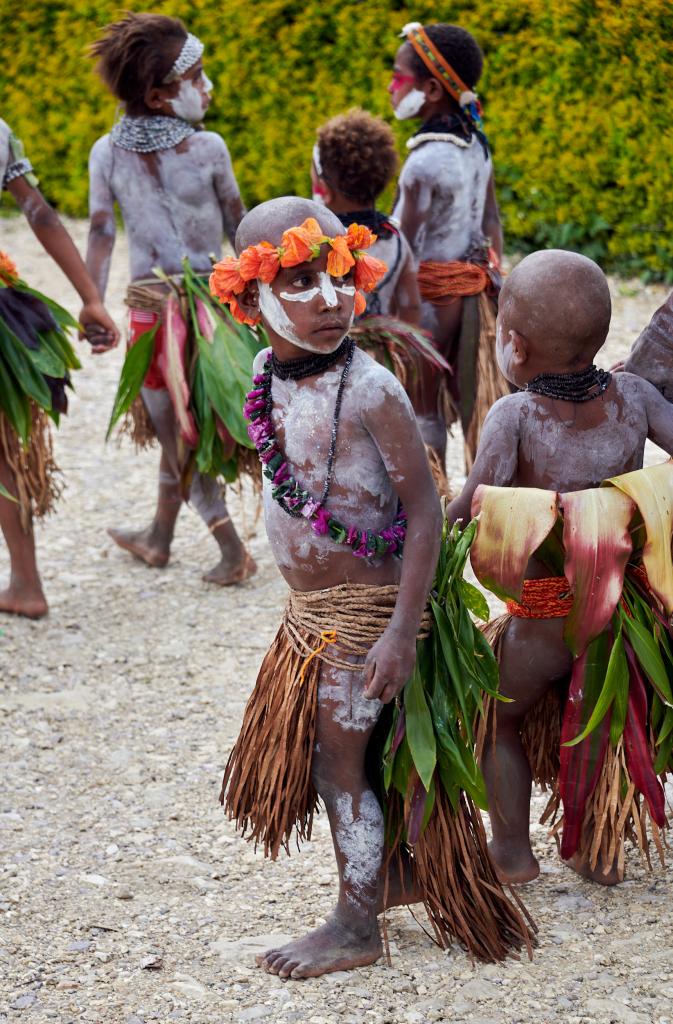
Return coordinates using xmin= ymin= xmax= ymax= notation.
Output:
xmin=211 ymin=198 xmax=534 ymax=977
xmin=212 ymin=195 xmax=440 ymax=977
xmin=0 ymin=117 xmax=118 ymax=618
xmin=86 ymin=12 xmax=254 ymax=585
xmin=389 ymin=21 xmax=508 ymax=470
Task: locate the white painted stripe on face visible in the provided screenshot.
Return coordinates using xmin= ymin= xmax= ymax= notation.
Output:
xmin=280 ymin=273 xmax=344 ymax=307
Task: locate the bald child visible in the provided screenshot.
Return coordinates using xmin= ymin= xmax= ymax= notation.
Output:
xmin=448 ymin=249 xmax=673 ymax=885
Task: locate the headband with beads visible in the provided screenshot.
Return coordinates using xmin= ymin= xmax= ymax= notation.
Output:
xmin=163 ymin=33 xmax=204 ymax=82
xmin=209 ymin=218 xmax=387 ymax=325
xmin=400 ymin=22 xmax=483 ymax=131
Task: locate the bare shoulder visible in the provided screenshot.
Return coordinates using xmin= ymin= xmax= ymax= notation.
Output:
xmin=401 ymin=141 xmax=461 ymax=185
xmin=484 ymin=389 xmax=527 ymax=428
xmin=187 ymin=130 xmax=231 ymax=158
xmin=89 ymin=134 xmax=113 ymax=165
xmin=348 ymin=347 xmax=414 ymax=416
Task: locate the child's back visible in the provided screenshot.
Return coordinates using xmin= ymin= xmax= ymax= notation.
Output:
xmin=448 ymin=249 xmax=673 ymax=887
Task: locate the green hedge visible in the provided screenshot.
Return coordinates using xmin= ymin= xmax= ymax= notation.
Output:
xmin=1 ymin=0 xmax=672 ymax=277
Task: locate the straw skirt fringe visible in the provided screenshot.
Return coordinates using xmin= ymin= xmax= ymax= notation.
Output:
xmin=0 ymin=406 xmax=61 ymax=530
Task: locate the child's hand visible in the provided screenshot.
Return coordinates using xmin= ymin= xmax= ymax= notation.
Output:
xmin=79 ymin=302 xmax=120 ymax=353
xmin=363 ymin=627 xmax=417 ymax=704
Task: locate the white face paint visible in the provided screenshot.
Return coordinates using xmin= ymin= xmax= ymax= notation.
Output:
xmin=202 ymin=73 xmax=213 ymax=95
xmin=311 ymin=191 xmax=327 ymax=206
xmin=393 ymin=87 xmax=426 ymax=121
xmin=258 ymin=273 xmax=354 ymax=352
xmin=280 ymin=272 xmax=350 ymax=306
xmin=168 ymin=78 xmax=205 ymax=122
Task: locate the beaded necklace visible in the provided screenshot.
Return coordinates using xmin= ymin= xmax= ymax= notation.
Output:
xmin=244 ymin=342 xmax=407 ymax=559
xmin=111 ymin=115 xmax=196 ymax=154
xmin=523 ymin=364 xmax=612 ymax=402
xmin=270 ymin=336 xmax=352 ymax=381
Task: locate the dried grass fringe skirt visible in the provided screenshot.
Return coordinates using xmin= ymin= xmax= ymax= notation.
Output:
xmin=479 ymin=615 xmax=666 ymax=881
xmin=0 ymin=406 xmax=61 ymax=531
xmin=221 ymin=583 xmax=535 ymax=961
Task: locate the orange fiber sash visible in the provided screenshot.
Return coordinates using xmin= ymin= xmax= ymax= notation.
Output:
xmin=418 ymin=260 xmax=490 ymax=304
xmin=506 ymin=577 xmax=573 ymax=619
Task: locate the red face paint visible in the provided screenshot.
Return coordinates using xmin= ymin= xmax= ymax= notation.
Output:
xmin=388 ymin=72 xmax=416 ymax=94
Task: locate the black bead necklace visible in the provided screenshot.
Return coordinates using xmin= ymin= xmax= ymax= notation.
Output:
xmin=271 ymin=336 xmax=352 ymax=381
xmin=523 ymin=364 xmax=612 ymax=402
xmin=266 ymin=338 xmax=355 ymax=516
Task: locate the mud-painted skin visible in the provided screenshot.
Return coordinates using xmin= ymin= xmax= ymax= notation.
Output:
xmin=388 ymin=43 xmax=503 ymax=458
xmin=625 ymin=289 xmax=673 ymax=402
xmin=448 ymin=250 xmax=673 ymax=888
xmin=0 ymin=119 xmax=119 ymax=620
xmin=236 ymin=196 xmax=441 ymax=980
xmin=86 ymin=51 xmax=251 ymax=585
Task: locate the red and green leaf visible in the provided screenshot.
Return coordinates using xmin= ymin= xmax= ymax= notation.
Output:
xmin=607 ymin=461 xmax=673 ymax=613
xmin=558 ymin=633 xmax=612 ymax=860
xmin=622 ymin=640 xmax=667 ymax=826
xmin=470 ymin=485 xmax=558 ymax=601
xmin=560 ymin=487 xmax=635 ymax=655
xmin=158 ymin=294 xmax=198 ymax=448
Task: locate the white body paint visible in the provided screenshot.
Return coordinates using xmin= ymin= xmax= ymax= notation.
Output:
xmin=393 ymin=138 xmax=492 ymax=263
xmin=334 ymin=792 xmax=383 ymax=907
xmin=319 ymin=666 xmax=382 ymax=732
xmin=88 ymin=131 xmax=244 ymax=282
xmin=260 ymin=277 xmax=351 ymax=353
xmin=168 ymin=78 xmax=207 ymax=123
xmin=0 ymin=118 xmax=12 ymax=182
xmin=393 ymin=88 xmax=427 ymax=121
xmin=254 ymin=346 xmax=414 ymax=587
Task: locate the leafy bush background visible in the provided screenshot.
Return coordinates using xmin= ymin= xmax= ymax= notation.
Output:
xmin=1 ymin=0 xmax=671 ymax=277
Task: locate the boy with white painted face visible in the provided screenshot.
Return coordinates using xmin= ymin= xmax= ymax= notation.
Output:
xmin=86 ymin=13 xmax=253 ymax=585
xmin=212 ymin=197 xmax=442 ymax=978
xmin=390 ymin=22 xmax=508 ymax=469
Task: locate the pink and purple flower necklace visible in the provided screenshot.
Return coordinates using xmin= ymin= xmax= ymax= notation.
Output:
xmin=244 ymin=341 xmax=407 ymax=560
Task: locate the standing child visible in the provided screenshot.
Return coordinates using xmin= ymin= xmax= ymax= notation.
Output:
xmin=312 ymin=108 xmax=420 ymax=323
xmin=447 ymin=250 xmax=673 ymax=885
xmin=86 ymin=13 xmax=254 ymax=585
xmin=0 ymin=117 xmax=118 ymax=617
xmin=213 ymin=197 xmax=533 ymax=978
xmin=390 ymin=21 xmax=508 ymax=467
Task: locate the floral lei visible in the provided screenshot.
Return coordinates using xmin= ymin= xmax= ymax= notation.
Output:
xmin=244 ymin=352 xmax=407 ymax=560
xmin=209 ymin=218 xmax=387 ymax=326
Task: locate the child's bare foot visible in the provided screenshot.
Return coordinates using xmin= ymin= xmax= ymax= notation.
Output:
xmin=567 ymin=853 xmax=621 ymax=886
xmin=255 ymin=918 xmax=382 ymax=980
xmin=107 ymin=526 xmax=170 ymax=568
xmin=488 ymin=840 xmax=540 ymax=884
xmin=202 ymin=552 xmax=257 ymax=586
xmin=0 ymin=583 xmax=48 ymax=619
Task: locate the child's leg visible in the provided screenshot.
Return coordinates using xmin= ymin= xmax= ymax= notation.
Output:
xmin=257 ymin=660 xmax=384 ymax=980
xmin=0 ymin=452 xmax=48 ymax=618
xmin=189 ymin=472 xmax=256 ymax=585
xmin=483 ymin=617 xmax=572 ymax=884
xmin=108 ymin=388 xmax=181 ymax=566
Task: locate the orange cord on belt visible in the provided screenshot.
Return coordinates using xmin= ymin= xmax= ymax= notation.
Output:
xmin=418 ymin=260 xmax=489 ymax=304
xmin=506 ymin=577 xmax=573 ymax=619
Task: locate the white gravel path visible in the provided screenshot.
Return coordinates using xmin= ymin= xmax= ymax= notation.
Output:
xmin=0 ymin=216 xmax=671 ymax=1024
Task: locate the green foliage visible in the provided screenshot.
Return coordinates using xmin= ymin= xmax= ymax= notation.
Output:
xmin=1 ymin=0 xmax=672 ymax=276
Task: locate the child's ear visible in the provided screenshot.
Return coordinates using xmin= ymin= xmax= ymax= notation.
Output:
xmin=510 ymin=330 xmax=529 ymax=364
xmin=236 ymin=281 xmax=260 ymax=321
xmin=145 ymin=85 xmax=168 ymax=111
xmin=425 ymin=77 xmax=444 ymax=103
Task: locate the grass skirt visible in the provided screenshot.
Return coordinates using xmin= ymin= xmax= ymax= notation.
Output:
xmin=0 ymin=405 xmax=61 ymax=530
xmin=222 ymin=584 xmax=535 ymax=961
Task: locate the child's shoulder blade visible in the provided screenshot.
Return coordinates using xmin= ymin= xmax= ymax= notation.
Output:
xmin=348 ymin=347 xmax=413 ymax=416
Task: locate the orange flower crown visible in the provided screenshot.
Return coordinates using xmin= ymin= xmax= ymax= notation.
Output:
xmin=209 ymin=218 xmax=387 ymax=325
xmin=0 ymin=250 xmax=19 ymax=285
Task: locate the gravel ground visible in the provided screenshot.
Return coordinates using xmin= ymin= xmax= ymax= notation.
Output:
xmin=0 ymin=216 xmax=671 ymax=1024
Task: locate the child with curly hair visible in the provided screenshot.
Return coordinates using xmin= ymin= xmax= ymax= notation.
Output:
xmin=390 ymin=22 xmax=508 ymax=468
xmin=86 ymin=12 xmax=254 ymax=585
xmin=311 ymin=108 xmax=420 ymax=323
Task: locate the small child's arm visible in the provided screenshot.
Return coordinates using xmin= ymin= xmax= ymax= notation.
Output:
xmin=360 ymin=381 xmax=443 ymax=703
xmin=211 ymin=136 xmax=246 ymax=249
xmin=446 ymin=396 xmax=521 ymax=526
xmin=85 ymin=138 xmax=117 ymax=305
xmin=481 ymin=171 xmax=503 ymax=265
xmin=8 ymin=173 xmax=119 ymax=351
xmin=641 ymin=376 xmax=673 ymax=454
